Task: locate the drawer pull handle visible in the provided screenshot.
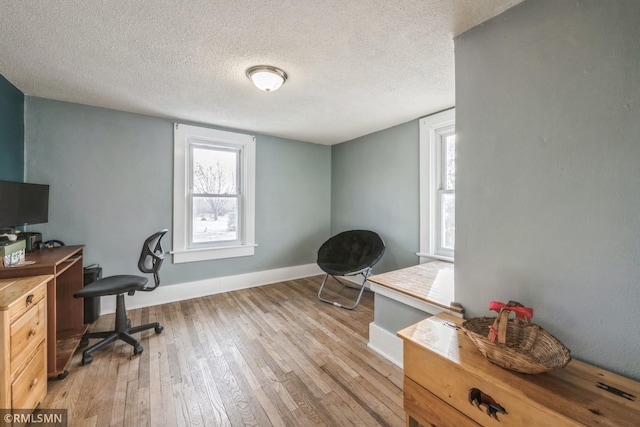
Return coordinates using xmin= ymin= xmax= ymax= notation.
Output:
xmin=28 ymin=328 xmax=37 ymax=338
xmin=25 ymin=294 xmax=34 ymax=307
xmin=29 ymin=378 xmax=38 ymax=389
xmin=469 ymin=388 xmax=508 ymax=420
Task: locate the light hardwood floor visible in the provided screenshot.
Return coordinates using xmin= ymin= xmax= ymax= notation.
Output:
xmin=41 ymin=275 xmax=405 ymax=426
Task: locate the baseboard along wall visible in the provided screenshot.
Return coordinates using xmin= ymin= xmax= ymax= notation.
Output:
xmin=99 ymin=263 xmax=324 ymax=314
xmin=368 ymin=322 xmax=404 ymax=368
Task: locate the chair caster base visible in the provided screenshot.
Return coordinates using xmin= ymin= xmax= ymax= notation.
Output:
xmin=155 ymin=325 xmax=163 ymax=334
xmin=82 ymin=355 xmax=93 ymax=366
xmin=56 ymin=370 xmax=69 ymax=380
xmin=134 ymin=345 xmax=144 ymax=356
xmin=79 ymin=336 xmax=89 ymax=349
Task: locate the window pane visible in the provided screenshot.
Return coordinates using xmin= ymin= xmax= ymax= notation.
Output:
xmin=444 ymin=134 xmax=456 ymax=190
xmin=441 ymin=193 xmax=455 ymax=250
xmin=192 ymin=197 xmax=238 ymax=243
xmin=192 ymin=147 xmax=238 ymax=195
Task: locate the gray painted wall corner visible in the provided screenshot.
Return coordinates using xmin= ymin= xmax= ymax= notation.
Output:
xmin=330 ymin=119 xmax=420 ymax=274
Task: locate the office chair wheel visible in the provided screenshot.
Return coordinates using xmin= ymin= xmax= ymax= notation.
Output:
xmin=79 ymin=336 xmax=89 ymax=349
xmin=82 ymin=355 xmax=93 ymax=366
xmin=154 ymin=325 xmax=164 ymax=334
xmin=127 ymin=319 xmax=132 ymax=329
xmin=134 ymin=344 xmax=144 ymax=356
xmin=56 ymin=370 xmax=69 ymax=380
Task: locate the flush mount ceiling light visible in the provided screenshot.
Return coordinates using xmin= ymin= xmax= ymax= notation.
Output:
xmin=246 ymin=65 xmax=288 ymax=92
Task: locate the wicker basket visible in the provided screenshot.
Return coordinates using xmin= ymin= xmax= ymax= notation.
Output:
xmin=462 ymin=301 xmax=571 ymax=374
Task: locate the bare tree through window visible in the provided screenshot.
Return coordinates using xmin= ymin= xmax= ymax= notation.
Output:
xmin=193 ymin=160 xmax=234 ymax=220
xmin=191 ymin=146 xmax=240 ymax=244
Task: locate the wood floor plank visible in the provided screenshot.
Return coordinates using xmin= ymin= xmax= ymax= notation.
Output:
xmin=197 ymin=358 xmax=231 ymax=426
xmin=39 ymin=275 xmax=404 ymax=426
xmin=109 ymin=342 xmax=131 ymax=427
xmin=147 ymin=306 xmax=169 ymax=427
xmin=320 ymin=360 xmax=398 ymax=427
xmin=198 ymin=297 xmax=259 ymax=426
xmin=172 ymin=300 xmax=206 ymax=426
xmin=251 ymin=386 xmax=288 ymax=427
xmin=123 ymin=378 xmax=139 ymax=427
xmin=236 ymin=307 xmax=333 ymax=399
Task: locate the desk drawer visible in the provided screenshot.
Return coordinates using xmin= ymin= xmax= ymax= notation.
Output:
xmin=10 ymin=299 xmax=46 ymax=376
xmin=11 ymin=343 xmax=46 ymax=411
xmin=8 ymin=283 xmax=46 ymax=324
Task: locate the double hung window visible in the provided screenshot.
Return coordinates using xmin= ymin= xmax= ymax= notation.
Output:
xmin=173 ymin=123 xmax=256 ymax=263
xmin=419 ymin=109 xmax=456 ymax=261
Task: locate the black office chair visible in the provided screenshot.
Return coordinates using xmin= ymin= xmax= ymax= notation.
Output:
xmin=317 ymin=230 xmax=385 ymax=310
xmin=74 ymin=229 xmax=168 ymax=365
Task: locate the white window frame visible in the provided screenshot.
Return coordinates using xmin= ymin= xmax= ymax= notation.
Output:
xmin=172 ymin=123 xmax=256 ymax=263
xmin=418 ymin=108 xmax=455 ymax=262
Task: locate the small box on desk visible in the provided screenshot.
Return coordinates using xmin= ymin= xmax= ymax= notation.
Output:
xmin=1 ymin=240 xmax=26 ymax=267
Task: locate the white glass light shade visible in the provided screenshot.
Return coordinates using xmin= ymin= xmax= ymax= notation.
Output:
xmin=246 ymin=66 xmax=287 ymax=92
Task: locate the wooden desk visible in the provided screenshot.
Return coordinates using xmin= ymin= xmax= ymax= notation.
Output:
xmin=0 ymin=246 xmax=88 ymax=380
xmin=398 ymin=313 xmax=640 ymax=426
xmin=368 ymin=261 xmax=462 ymax=314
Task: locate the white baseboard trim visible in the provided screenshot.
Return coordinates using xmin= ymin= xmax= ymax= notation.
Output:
xmin=368 ymin=322 xmax=404 ymax=368
xmin=100 ymin=263 xmax=324 ymax=314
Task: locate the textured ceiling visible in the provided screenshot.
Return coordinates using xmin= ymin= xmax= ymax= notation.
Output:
xmin=0 ymin=0 xmax=523 ymax=145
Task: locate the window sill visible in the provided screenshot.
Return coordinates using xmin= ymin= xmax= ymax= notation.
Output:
xmin=416 ymin=252 xmax=454 ymax=263
xmin=368 ymin=260 xmax=461 ymax=315
xmin=172 ymin=244 xmax=257 ymax=263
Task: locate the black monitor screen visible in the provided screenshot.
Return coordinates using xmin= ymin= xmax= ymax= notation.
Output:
xmin=0 ymin=180 xmax=49 ymax=228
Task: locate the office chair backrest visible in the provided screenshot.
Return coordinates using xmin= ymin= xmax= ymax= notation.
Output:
xmin=137 ymin=229 xmax=168 ymax=289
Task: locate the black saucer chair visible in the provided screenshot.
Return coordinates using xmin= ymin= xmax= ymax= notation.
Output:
xmin=317 ymin=230 xmax=385 ymax=310
xmin=74 ymin=229 xmax=168 ymax=365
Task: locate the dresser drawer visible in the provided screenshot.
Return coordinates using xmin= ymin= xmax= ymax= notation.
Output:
xmin=405 ymin=340 xmax=579 ymax=426
xmin=8 ymin=283 xmax=46 ymax=324
xmin=10 ymin=298 xmax=46 ymax=376
xmin=404 ymin=376 xmax=479 ymax=427
xmin=11 ymin=343 xmax=46 ymax=411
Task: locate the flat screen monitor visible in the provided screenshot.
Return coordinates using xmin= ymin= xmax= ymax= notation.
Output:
xmin=0 ymin=180 xmax=49 ymax=228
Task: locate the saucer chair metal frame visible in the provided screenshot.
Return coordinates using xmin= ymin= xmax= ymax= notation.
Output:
xmin=317 ymin=230 xmax=385 ymax=310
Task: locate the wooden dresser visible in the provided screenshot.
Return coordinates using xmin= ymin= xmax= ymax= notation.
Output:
xmin=0 ymin=275 xmax=50 ymax=411
xmin=398 ymin=313 xmax=640 ymax=427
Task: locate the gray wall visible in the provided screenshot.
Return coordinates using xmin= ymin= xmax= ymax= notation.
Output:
xmin=331 ymin=120 xmax=420 ymax=273
xmin=0 ymin=74 xmax=24 ymax=181
xmin=455 ymin=0 xmax=640 ymax=379
xmin=24 ymin=97 xmax=331 ymax=285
